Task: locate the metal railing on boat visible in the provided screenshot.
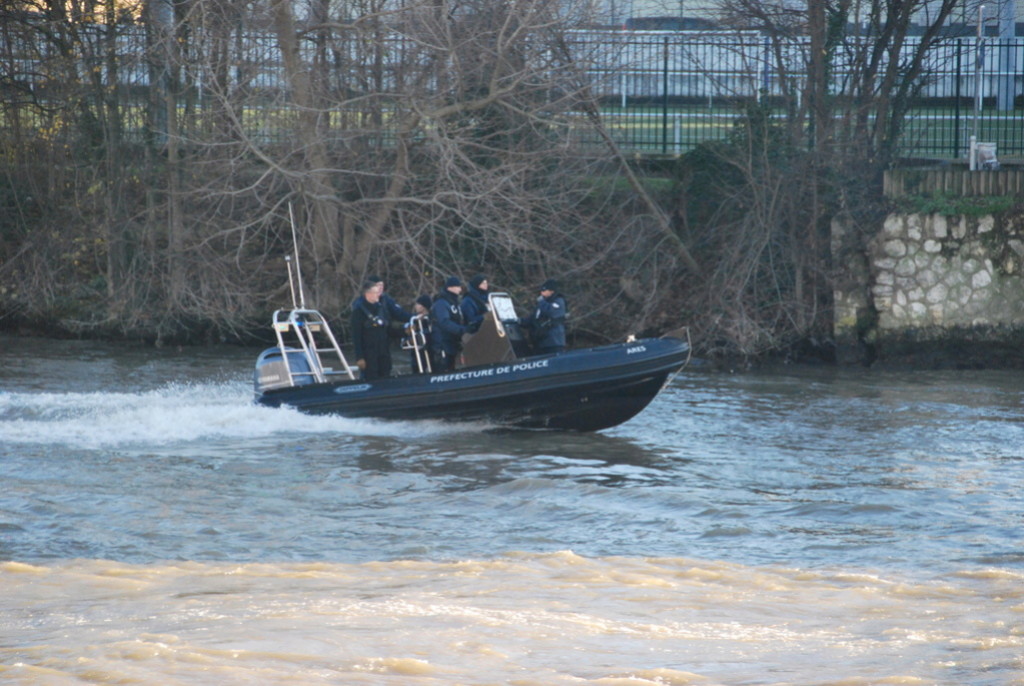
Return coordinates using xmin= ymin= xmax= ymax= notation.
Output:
xmin=272 ymin=308 xmax=356 ymax=385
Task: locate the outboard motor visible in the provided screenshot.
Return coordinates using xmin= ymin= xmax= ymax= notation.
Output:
xmin=254 ymin=348 xmax=315 ymax=393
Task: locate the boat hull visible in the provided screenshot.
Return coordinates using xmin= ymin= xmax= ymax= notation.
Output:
xmin=255 ymin=337 xmax=688 ymax=431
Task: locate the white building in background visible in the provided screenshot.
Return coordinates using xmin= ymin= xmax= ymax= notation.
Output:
xmin=940 ymin=0 xmax=1020 ymax=33
xmin=600 ymin=0 xmax=718 ymax=28
xmin=606 ymin=0 xmax=1021 ymax=33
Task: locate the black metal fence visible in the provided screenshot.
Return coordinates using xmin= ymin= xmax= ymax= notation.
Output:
xmin=2 ymin=24 xmax=1022 ymax=159
xmin=571 ymin=32 xmax=1024 ymax=159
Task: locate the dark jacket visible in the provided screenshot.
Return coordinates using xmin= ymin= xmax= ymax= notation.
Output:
xmin=430 ymin=290 xmax=467 ymax=360
xmin=380 ymin=293 xmax=413 ymax=325
xmin=350 ymin=296 xmax=392 ymax=379
xmin=525 ymin=292 xmax=567 ymax=352
xmin=460 ymin=287 xmax=489 ymax=334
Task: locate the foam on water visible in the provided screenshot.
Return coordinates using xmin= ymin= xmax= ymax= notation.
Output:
xmin=2 ymin=553 xmax=1022 ymax=685
xmin=0 ymin=382 xmax=485 ymax=449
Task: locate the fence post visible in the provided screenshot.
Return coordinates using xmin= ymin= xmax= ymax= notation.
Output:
xmin=953 ymin=39 xmax=962 ymax=159
xmin=662 ymin=35 xmax=669 ymax=154
xmin=972 ymin=6 xmax=985 ymax=148
xmin=761 ymin=35 xmax=771 ymax=96
xmin=997 ymin=0 xmax=1016 ymax=111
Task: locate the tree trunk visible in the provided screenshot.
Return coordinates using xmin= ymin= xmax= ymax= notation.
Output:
xmin=270 ymin=0 xmax=343 ymax=310
xmin=806 ymin=0 xmax=829 ymax=152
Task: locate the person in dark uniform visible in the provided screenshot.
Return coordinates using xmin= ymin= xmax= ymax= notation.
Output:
xmin=460 ymin=274 xmax=490 ymax=334
xmin=350 ymin=279 xmax=393 ymax=380
xmin=368 ymin=274 xmax=414 ymax=324
xmin=406 ymin=294 xmax=434 ymax=374
xmin=430 ymin=276 xmax=467 ymax=372
xmin=523 ymin=278 xmax=567 ymax=355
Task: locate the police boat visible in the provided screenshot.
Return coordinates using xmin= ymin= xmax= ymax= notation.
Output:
xmin=253 ymin=287 xmax=690 ymax=431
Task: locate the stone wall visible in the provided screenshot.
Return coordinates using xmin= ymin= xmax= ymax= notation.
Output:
xmin=833 ymin=212 xmax=1024 ymax=367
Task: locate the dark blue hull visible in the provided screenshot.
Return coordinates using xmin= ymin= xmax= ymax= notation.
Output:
xmin=255 ymin=337 xmax=688 ymax=431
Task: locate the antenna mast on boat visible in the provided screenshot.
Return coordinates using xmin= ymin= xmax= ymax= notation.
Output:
xmin=285 ymin=255 xmax=297 ymax=309
xmin=287 ymin=202 xmax=307 ymax=310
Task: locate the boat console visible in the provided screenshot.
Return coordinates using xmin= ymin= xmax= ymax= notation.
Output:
xmin=461 ymin=293 xmax=530 ymax=366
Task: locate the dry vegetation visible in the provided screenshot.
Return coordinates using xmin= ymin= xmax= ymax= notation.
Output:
xmin=0 ymin=0 xmax=964 ymax=361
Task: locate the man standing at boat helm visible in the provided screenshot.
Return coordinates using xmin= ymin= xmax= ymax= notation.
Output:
xmin=430 ymin=276 xmax=468 ymax=372
xmin=523 ymin=279 xmax=567 ymax=355
xmin=350 ymin=279 xmax=394 ymax=380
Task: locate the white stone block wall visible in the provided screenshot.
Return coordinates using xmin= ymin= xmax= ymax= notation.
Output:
xmin=866 ymin=213 xmax=1024 ymax=330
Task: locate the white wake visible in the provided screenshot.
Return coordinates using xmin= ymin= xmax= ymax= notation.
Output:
xmin=0 ymin=381 xmax=475 ymax=448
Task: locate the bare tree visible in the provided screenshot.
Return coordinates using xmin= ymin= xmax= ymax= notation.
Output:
xmin=7 ymin=0 xmax=847 ymax=352
xmin=0 ymin=0 xmax=150 ymax=324
xmin=662 ymin=0 xmax=968 ymax=359
xmin=717 ymin=0 xmax=963 ymax=167
xmin=0 ymin=0 xmax=679 ymax=342
xmin=211 ymin=0 xmax=681 ymax=323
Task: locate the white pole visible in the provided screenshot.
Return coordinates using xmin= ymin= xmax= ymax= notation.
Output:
xmin=285 ymin=255 xmax=297 ymax=309
xmin=970 ymin=4 xmax=987 ymax=170
xmin=288 ymin=202 xmax=307 ymax=309
xmin=996 ymin=0 xmax=1016 ymax=110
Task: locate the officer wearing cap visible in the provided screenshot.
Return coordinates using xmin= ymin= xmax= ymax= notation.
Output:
xmin=430 ymin=276 xmax=468 ymax=371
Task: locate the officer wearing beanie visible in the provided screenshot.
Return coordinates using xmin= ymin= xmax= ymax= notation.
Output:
xmin=430 ymin=276 xmax=467 ymax=371
xmin=460 ymin=274 xmax=490 ymax=334
xmin=523 ymin=278 xmax=567 ymax=355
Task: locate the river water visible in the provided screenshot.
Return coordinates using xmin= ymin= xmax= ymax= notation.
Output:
xmin=1 ymin=335 xmax=1022 ymax=685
